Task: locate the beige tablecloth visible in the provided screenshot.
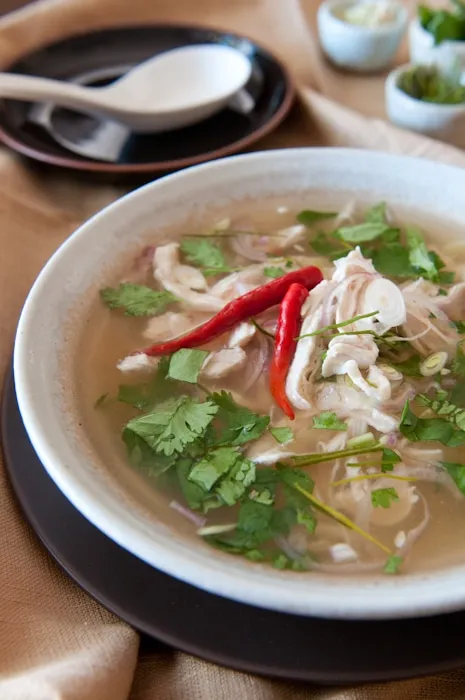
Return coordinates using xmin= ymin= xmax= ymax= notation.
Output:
xmin=2 ymin=1 xmax=465 ymax=698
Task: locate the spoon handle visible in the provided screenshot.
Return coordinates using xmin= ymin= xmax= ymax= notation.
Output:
xmin=0 ymin=72 xmax=102 ymax=112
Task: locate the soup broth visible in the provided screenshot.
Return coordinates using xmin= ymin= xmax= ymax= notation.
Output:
xmin=77 ymin=196 xmax=465 ymax=576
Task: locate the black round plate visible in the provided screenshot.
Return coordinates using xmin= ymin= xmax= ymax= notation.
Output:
xmin=4 ymin=366 xmax=465 ymax=684
xmin=0 ymin=25 xmax=294 ymax=181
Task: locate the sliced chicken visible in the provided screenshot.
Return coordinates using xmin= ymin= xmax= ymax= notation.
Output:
xmin=117 ymin=354 xmax=158 ymax=373
xmin=153 ymin=243 xmax=224 ymax=312
xmin=228 ymin=322 xmax=256 ymax=349
xmin=143 ymin=310 xmax=210 ymax=343
xmin=173 ymin=264 xmax=208 ymax=291
xmin=209 ymin=264 xmax=266 ymax=302
xmin=315 ymin=382 xmax=399 ymax=433
xmin=332 ymin=247 xmax=378 ymax=282
xmin=285 ymin=284 xmax=328 ymax=411
xmin=436 ymin=282 xmax=465 ymax=322
xmin=201 ymin=347 xmax=247 ymax=380
xmin=322 ymin=335 xmax=379 ymax=378
xmin=269 ymin=224 xmax=307 ymax=251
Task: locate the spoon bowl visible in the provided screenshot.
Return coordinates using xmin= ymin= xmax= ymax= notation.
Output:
xmin=0 ymin=44 xmax=252 ymax=133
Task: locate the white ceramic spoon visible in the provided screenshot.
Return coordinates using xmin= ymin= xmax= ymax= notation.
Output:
xmin=0 ymin=44 xmax=252 ymax=133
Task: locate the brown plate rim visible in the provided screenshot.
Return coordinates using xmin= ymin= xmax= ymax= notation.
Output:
xmin=0 ymin=21 xmax=295 ymax=173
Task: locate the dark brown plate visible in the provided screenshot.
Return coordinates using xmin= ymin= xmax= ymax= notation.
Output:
xmin=0 ymin=24 xmax=294 ymax=181
xmin=4 ymin=365 xmax=465 ymax=683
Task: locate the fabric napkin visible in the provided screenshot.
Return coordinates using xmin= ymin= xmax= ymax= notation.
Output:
xmin=1 ymin=0 xmax=465 ymax=698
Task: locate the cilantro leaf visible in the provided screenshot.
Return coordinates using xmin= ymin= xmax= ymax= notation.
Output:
xmin=100 ymin=284 xmax=176 ymax=316
xmin=168 ymin=349 xmax=208 ymax=384
xmin=296 ymin=209 xmax=337 ymax=226
xmin=370 ymin=244 xmax=416 ymax=278
xmin=122 ymin=430 xmax=177 ymax=476
xmin=400 ymin=400 xmax=465 ymax=447
xmin=124 ymin=396 xmax=218 ymax=456
xmin=381 ymin=448 xmax=401 ymax=473
xmin=237 ymin=499 xmax=274 ymax=539
xmin=188 ymin=446 xmax=239 ymax=490
xmin=270 ymin=427 xmax=294 ymax=444
xmin=249 ymin=467 xmax=279 ymax=505
xmin=176 ymin=458 xmax=207 ymax=510
xmin=210 ymin=390 xmax=270 ymax=446
xmin=309 ymin=231 xmax=348 ymax=259
xmin=180 ymin=238 xmax=226 ymax=271
xmin=188 ymin=446 xmax=256 ymax=507
xmin=117 ymin=384 xmax=153 ymax=411
xmin=336 ymin=222 xmax=391 ymax=244
xmin=278 ymin=466 xmax=316 ymax=533
xmin=406 ymin=227 xmax=437 ymax=279
xmin=371 ymin=487 xmax=399 ymax=509
xmin=117 ymin=356 xmax=174 ymax=410
xmin=216 ymin=455 xmax=256 ymax=506
xmin=384 ymin=555 xmax=403 ymax=574
xmin=453 ymin=321 xmax=465 ymax=334
xmin=313 ymin=411 xmax=347 ymax=431
xmin=441 ymin=461 xmax=465 ymax=496
xmin=437 ymin=269 xmax=456 ymax=284
xmin=365 ymin=202 xmax=387 ymax=224
xmin=264 ymin=266 xmax=286 ymax=278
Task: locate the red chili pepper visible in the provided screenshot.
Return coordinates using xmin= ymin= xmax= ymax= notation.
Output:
xmin=270 ymin=282 xmax=309 ymax=420
xmin=140 ymin=265 xmax=322 ymax=357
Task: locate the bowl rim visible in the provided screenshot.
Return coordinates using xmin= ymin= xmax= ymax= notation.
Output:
xmin=13 ymin=147 xmax=465 ymax=620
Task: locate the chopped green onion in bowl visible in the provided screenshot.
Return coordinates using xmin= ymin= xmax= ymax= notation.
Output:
xmin=397 ymin=65 xmax=465 ymax=105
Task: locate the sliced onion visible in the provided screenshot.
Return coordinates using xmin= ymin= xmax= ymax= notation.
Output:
xmin=230 ymin=234 xmax=269 ymax=263
xmin=170 ymin=501 xmax=206 ymax=528
xmin=363 ymin=278 xmax=407 ymax=329
xmin=420 ymin=351 xmax=448 ymax=377
xmin=243 ymin=335 xmax=271 ymax=392
xmin=397 ymin=495 xmax=430 ymax=558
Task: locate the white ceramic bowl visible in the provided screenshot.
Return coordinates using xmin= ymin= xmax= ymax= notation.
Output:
xmin=13 ymin=148 xmax=465 ymax=621
xmin=409 ymin=16 xmax=465 ymax=71
xmin=385 ymin=63 xmax=465 ymax=147
xmin=317 ymin=0 xmax=407 ymax=72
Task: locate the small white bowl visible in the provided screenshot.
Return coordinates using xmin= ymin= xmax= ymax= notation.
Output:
xmin=385 ymin=63 xmax=465 ymax=148
xmin=317 ymin=0 xmax=408 ymax=72
xmin=409 ymin=16 xmax=465 ymax=71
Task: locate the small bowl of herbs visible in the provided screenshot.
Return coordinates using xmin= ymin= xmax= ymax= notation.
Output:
xmin=409 ymin=1 xmax=465 ymax=69
xmin=385 ymin=63 xmax=465 ymax=147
